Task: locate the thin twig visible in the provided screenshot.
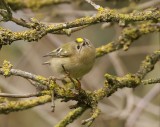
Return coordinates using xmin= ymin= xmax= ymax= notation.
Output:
xmin=0 ymin=77 xmax=57 ymax=124
xmin=0 ymin=68 xmax=48 ymax=86
xmin=82 ymin=108 xmax=101 ymax=126
xmin=142 ymin=78 xmax=160 ymax=85
xmin=51 ymin=90 xmax=55 ymax=112
xmin=0 ymin=92 xmax=40 ymax=98
xmin=85 ymin=0 xmax=102 ymax=10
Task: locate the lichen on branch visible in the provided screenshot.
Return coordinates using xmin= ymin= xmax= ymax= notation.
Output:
xmin=0 ymin=50 xmax=159 ymax=126
xmin=0 ymin=0 xmax=159 ymax=127
xmin=6 ymin=0 xmax=71 ymax=11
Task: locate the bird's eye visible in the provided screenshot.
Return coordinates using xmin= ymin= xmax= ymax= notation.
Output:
xmin=77 ymin=45 xmax=80 ymax=50
xmin=86 ymin=41 xmax=89 ymax=45
xmin=82 ymin=43 xmax=86 ymax=46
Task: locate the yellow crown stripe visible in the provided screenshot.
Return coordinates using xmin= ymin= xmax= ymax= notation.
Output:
xmin=76 ymin=38 xmax=84 ymax=43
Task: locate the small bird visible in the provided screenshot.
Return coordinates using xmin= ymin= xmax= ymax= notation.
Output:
xmin=43 ymin=38 xmax=96 ymax=79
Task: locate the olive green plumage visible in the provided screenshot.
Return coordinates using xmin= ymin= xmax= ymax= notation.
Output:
xmin=43 ymin=38 xmax=96 ymax=78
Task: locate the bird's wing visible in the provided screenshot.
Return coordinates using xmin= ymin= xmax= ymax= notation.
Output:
xmin=42 ymin=48 xmax=71 ymax=65
xmin=43 ymin=47 xmax=72 ymax=58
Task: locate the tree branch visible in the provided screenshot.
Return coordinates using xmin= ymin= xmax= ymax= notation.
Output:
xmin=6 ymin=0 xmax=71 ymax=11
xmin=0 ymin=7 xmax=159 ymax=46
xmin=96 ymin=23 xmax=160 ymax=57
xmin=55 ymin=106 xmax=88 ymax=127
xmin=0 ymin=92 xmax=41 ymax=98
xmin=0 ymin=1 xmax=159 ymax=126
xmin=95 ymin=50 xmax=160 ymax=101
xmin=0 ymin=50 xmax=159 ymax=125
xmin=0 ymin=95 xmax=51 ymax=114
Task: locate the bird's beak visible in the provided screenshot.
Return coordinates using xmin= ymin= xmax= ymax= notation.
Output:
xmin=43 ymin=51 xmax=54 ymax=57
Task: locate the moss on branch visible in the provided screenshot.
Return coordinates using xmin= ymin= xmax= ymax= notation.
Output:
xmin=136 ymin=50 xmax=160 ymax=79
xmin=0 ymin=7 xmax=159 ymax=47
xmin=0 ymin=95 xmax=51 ymax=114
xmin=55 ymin=106 xmax=87 ymax=127
xmin=2 ymin=60 xmax=13 ymax=76
xmin=0 ymin=49 xmax=159 ymax=125
xmin=0 ymin=22 xmax=159 ymax=58
xmin=96 ymin=22 xmax=160 ymax=57
xmin=6 ymin=0 xmax=71 ymax=11
xmin=0 ymin=1 xmax=160 ymax=126
xmin=95 ymin=50 xmax=160 ymax=100
xmin=142 ymin=78 xmax=160 ymax=85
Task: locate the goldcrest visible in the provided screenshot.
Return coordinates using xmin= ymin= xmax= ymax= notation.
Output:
xmin=43 ymin=38 xmax=96 ymax=78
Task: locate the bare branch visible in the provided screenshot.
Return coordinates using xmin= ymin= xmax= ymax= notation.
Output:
xmin=85 ymin=0 xmax=103 ymax=10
